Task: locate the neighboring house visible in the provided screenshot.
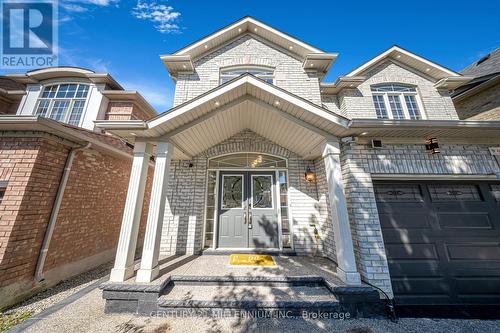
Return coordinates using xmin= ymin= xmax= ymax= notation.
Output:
xmin=452 ymin=47 xmax=500 ymax=120
xmin=0 ymin=67 xmax=156 ymax=309
xmin=0 ymin=77 xmax=25 ymax=115
xmin=95 ymin=16 xmax=500 ymax=315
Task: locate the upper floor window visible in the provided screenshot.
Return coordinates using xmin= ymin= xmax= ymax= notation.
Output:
xmin=35 ymin=83 xmax=90 ymax=126
xmin=220 ymin=66 xmax=274 ymax=85
xmin=371 ymin=84 xmax=424 ymax=120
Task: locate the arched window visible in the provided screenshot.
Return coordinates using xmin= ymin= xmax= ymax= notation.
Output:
xmin=219 ymin=66 xmax=274 ymax=85
xmin=35 ymin=83 xmax=90 ymax=126
xmin=208 ymin=153 xmax=287 ymax=169
xmin=371 ymin=83 xmax=424 ymax=120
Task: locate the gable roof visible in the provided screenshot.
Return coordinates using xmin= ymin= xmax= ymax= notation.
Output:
xmin=345 ymin=45 xmax=462 ymax=82
xmin=161 ymin=17 xmax=337 ymax=79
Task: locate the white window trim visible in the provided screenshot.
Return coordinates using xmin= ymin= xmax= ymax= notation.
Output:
xmin=371 ymin=85 xmax=427 ymax=120
xmin=34 ymin=83 xmax=91 ymax=126
xmin=219 ymin=65 xmax=275 ymax=85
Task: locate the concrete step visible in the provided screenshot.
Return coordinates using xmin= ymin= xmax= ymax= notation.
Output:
xmin=155 ymin=276 xmax=385 ymax=318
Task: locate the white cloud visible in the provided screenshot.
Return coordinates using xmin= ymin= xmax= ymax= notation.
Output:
xmin=61 ymin=4 xmax=88 ymax=12
xmin=132 ymin=1 xmax=181 ymax=33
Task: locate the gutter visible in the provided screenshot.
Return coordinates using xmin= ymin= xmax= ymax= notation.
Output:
xmin=34 ymin=142 xmax=92 ymax=282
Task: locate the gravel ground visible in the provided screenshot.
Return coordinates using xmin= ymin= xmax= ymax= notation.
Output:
xmin=2 ymin=262 xmax=112 ymax=316
xmin=11 ymin=286 xmax=500 ymax=333
xmin=3 ymin=262 xmax=499 ymax=332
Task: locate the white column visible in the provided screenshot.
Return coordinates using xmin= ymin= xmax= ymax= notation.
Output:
xmin=110 ymin=141 xmax=153 ymax=282
xmin=322 ymin=140 xmax=361 ymax=285
xmin=136 ymin=141 xmax=173 ymax=282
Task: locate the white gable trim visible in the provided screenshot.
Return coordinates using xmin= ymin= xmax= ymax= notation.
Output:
xmin=346 ymin=46 xmax=459 ymax=80
xmin=174 ymin=17 xmax=323 ymax=58
xmin=147 ymin=75 xmax=349 ymax=131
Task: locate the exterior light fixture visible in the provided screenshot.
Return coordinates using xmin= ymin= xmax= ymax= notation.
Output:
xmin=214 ymin=101 xmax=220 ymax=106
xmin=274 ymin=100 xmax=280 ymax=106
xmin=304 ymin=166 xmax=316 ymax=183
xmin=425 ymin=138 xmax=440 ymax=154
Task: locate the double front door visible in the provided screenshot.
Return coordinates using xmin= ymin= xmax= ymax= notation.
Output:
xmin=218 ymin=171 xmax=279 ymax=248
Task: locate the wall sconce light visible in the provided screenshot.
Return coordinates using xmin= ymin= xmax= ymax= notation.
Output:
xmin=304 ymin=166 xmax=316 ymax=183
xmin=425 ymin=138 xmax=440 ymax=154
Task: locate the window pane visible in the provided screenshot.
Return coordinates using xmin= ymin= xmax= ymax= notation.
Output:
xmin=404 ymin=95 xmax=421 ymax=119
xmin=428 ymin=184 xmax=482 ymax=202
xmin=75 ymin=84 xmax=89 ymax=98
xmin=372 ymin=95 xmax=388 ymax=119
xmin=50 ymin=101 xmax=70 ymax=121
xmin=209 ymin=153 xmax=287 ymax=169
xmin=221 ymin=175 xmax=243 ymax=209
xmin=388 ymin=95 xmax=404 ymax=119
xmin=35 ymin=100 xmax=50 ymax=117
xmin=372 ymin=84 xmax=416 ymax=92
xmin=220 ymin=67 xmax=274 ymax=85
xmin=41 ymin=85 xmax=57 ymax=98
xmin=278 ymin=170 xmax=291 ymax=248
xmin=68 ymin=100 xmax=85 ymax=125
xmin=252 ymin=175 xmax=273 ymax=208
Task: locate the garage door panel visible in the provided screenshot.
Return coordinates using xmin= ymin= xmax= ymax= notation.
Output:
xmin=379 ymin=212 xmax=432 ymax=229
xmin=375 ymin=181 xmax=500 ymax=306
xmin=386 ymin=243 xmax=439 ymax=260
xmin=455 ymin=277 xmax=500 ymax=295
xmin=388 ymin=260 xmax=442 ymax=277
xmin=446 ymin=243 xmax=500 ymax=261
xmin=437 ymin=213 xmax=493 ymax=230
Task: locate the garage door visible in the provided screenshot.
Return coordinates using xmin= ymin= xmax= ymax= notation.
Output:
xmin=374 ymin=181 xmax=500 ymax=306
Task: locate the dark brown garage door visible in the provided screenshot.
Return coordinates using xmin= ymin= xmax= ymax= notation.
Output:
xmin=374 ymin=181 xmax=500 ymax=306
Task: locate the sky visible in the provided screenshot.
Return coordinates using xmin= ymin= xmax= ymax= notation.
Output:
xmin=2 ymin=0 xmax=500 ymax=112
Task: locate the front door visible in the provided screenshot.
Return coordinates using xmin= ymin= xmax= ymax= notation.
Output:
xmin=218 ymin=171 xmax=279 ymax=248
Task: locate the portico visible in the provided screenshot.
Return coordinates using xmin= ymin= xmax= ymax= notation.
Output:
xmin=97 ymin=74 xmax=361 ymax=285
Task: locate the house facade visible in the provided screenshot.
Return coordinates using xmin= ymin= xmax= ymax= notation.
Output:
xmin=97 ymin=16 xmax=500 ymax=310
xmin=0 ymin=68 xmax=156 ymax=309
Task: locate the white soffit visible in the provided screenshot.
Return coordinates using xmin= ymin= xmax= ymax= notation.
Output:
xmin=345 ymin=46 xmax=461 ymax=81
xmin=320 ymin=76 xmax=366 ymax=94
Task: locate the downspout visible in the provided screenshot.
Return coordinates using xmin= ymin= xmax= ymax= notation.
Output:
xmin=34 ymin=142 xmax=92 ymax=282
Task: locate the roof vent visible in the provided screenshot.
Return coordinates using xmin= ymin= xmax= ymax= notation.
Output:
xmin=476 ymin=53 xmax=491 ymax=66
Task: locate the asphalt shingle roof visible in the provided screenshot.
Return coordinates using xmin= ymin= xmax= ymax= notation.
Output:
xmin=461 ymin=48 xmax=500 ymax=78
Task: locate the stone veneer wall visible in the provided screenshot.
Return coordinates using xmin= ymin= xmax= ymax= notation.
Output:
xmin=159 ymin=129 xmax=336 ymax=258
xmin=173 ymin=34 xmax=322 ymax=107
xmin=0 ymin=134 xmax=153 ymax=308
xmin=341 ymin=141 xmax=500 ymax=296
xmin=323 ymin=60 xmax=459 ymax=120
xmin=454 ymin=84 xmax=500 ymax=120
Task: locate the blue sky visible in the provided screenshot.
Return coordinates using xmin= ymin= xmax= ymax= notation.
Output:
xmin=4 ymin=0 xmax=500 ymax=111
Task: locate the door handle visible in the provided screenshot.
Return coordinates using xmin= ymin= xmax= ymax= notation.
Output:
xmin=243 ymin=211 xmax=247 ymax=224
xmin=248 ymin=211 xmax=252 ymax=229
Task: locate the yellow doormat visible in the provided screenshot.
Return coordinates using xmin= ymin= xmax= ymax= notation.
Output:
xmin=229 ymin=254 xmax=276 ymax=266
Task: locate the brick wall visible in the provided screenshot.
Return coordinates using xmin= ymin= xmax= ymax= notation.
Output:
xmin=454 ymin=84 xmax=500 ymax=120
xmin=173 ymin=35 xmax=322 ymax=106
xmin=105 ymin=102 xmax=153 ymax=121
xmin=324 ymin=61 xmax=459 ymax=120
xmin=0 ymin=137 xmax=69 ymax=289
xmin=340 ymin=141 xmax=500 ymax=296
xmin=43 ymin=149 xmax=153 ymax=271
xmin=159 ymin=129 xmax=335 ymax=258
xmin=0 ymin=134 xmax=153 ymax=308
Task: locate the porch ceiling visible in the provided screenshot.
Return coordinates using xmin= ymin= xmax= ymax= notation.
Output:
xmin=170 ymin=99 xmax=327 ymax=159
